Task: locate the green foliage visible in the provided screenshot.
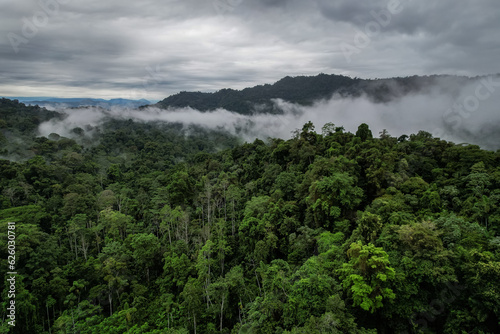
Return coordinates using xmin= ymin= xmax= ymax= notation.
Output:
xmin=1 ymin=100 xmax=500 ymax=333
xmin=340 ymin=242 xmax=396 ymax=313
xmin=306 ymin=172 xmax=363 ymax=228
xmin=355 ymin=123 xmax=373 ymax=142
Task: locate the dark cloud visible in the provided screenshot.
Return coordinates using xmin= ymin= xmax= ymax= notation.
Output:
xmin=0 ymin=0 xmax=499 ymax=99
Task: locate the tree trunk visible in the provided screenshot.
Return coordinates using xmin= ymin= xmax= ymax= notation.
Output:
xmin=46 ymin=303 xmax=51 ymax=334
xmin=231 ymin=198 xmax=236 ymax=237
xmin=255 ymin=269 xmax=262 ymax=296
xmin=167 ymin=222 xmax=172 ymax=246
xmin=238 ymin=297 xmax=243 ymax=324
xmin=71 ymin=309 xmax=75 ymax=334
xmin=94 ymin=230 xmax=101 ymax=254
xmin=74 ymin=235 xmax=78 ymax=259
xmin=220 ymin=297 xmax=224 ymax=332
xmin=81 ymin=234 xmax=88 ymax=260
xmin=109 ymin=293 xmax=113 ymax=316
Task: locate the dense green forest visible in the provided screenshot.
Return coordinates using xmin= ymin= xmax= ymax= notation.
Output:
xmin=1 ymin=99 xmax=500 ymax=333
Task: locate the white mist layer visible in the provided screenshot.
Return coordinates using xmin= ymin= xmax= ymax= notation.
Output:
xmin=38 ymin=76 xmax=500 ymax=150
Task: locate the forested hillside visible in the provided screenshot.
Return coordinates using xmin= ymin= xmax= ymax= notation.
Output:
xmin=1 ymin=100 xmax=500 ymax=333
xmin=0 ymin=99 xmax=63 ymax=160
xmin=154 ymin=73 xmax=472 ymax=114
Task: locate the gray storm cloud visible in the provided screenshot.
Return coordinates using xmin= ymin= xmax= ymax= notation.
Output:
xmin=1 ymin=0 xmax=499 ymax=98
xmin=38 ymin=76 xmax=500 ymax=150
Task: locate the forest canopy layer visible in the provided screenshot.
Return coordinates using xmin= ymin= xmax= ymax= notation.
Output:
xmin=0 ymin=97 xmax=500 ymax=333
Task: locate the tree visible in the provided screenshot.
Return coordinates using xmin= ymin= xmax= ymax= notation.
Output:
xmin=97 ymin=241 xmax=130 ymax=316
xmin=284 ymin=256 xmax=339 ymax=327
xmin=306 ymin=172 xmax=363 ymax=228
xmin=160 ymin=205 xmax=190 ymax=246
xmin=181 ymin=278 xmax=203 ymax=334
xmin=356 ymin=123 xmax=373 ymax=142
xmin=355 ymin=212 xmax=383 ymax=244
xmin=127 ymin=233 xmax=160 ymax=283
xmin=100 ymin=208 xmax=134 ymax=241
xmin=196 ymin=239 xmax=216 ymax=309
xmin=67 ymin=214 xmax=92 ymax=260
xmin=340 ymin=242 xmax=396 ymax=313
xmin=300 ymin=121 xmax=317 ymax=144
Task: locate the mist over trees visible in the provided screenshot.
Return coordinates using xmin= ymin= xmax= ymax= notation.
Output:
xmin=153 ymin=73 xmax=500 ymax=150
xmin=1 ymin=85 xmax=500 ymax=333
xmin=154 ymin=73 xmax=476 ymax=114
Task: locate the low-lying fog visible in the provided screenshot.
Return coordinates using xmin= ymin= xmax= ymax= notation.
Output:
xmin=39 ymin=76 xmax=500 ymax=150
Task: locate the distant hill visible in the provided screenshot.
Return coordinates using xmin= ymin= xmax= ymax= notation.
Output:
xmin=154 ymin=73 xmax=473 ymax=114
xmin=155 ymin=73 xmax=359 ymax=114
xmin=0 ymin=98 xmax=61 ymax=133
xmin=0 ymin=98 xmax=64 ymax=159
xmin=3 ymin=97 xmax=151 ymax=109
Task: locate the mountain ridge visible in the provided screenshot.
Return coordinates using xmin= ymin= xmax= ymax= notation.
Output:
xmin=153 ymin=72 xmax=480 ymax=114
xmin=2 ymin=97 xmax=152 ymax=109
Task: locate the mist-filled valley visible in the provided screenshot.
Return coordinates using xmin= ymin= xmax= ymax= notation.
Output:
xmin=31 ymin=73 xmax=500 ymax=152
xmin=3 ymin=73 xmax=499 ymax=162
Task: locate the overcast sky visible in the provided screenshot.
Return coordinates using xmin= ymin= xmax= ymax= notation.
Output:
xmin=1 ymin=0 xmax=499 ymax=100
